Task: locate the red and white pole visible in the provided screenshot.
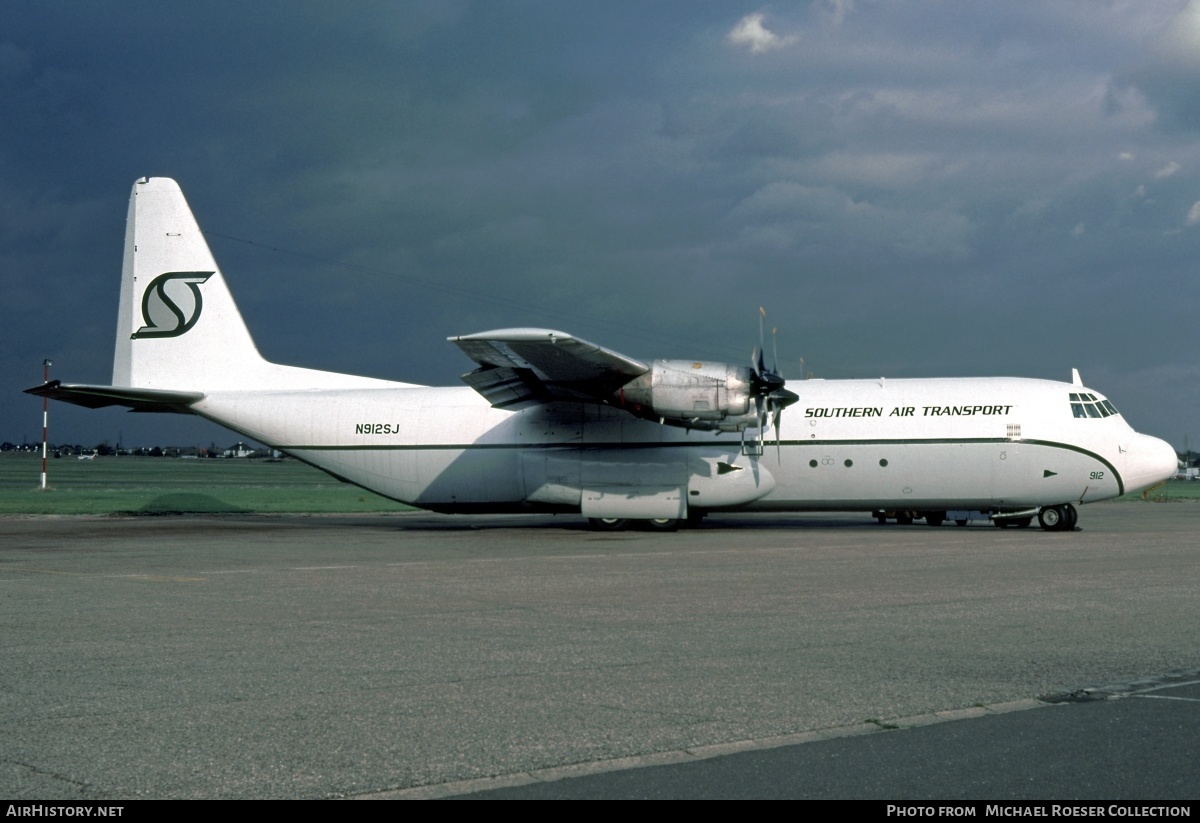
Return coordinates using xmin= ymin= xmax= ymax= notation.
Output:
xmin=40 ymin=359 xmax=51 ymax=490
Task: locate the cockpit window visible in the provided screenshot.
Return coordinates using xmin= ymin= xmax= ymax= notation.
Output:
xmin=1069 ymin=393 xmax=1119 ymax=419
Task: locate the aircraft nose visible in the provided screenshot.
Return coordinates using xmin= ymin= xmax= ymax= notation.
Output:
xmin=1125 ymin=434 xmax=1179 ymax=495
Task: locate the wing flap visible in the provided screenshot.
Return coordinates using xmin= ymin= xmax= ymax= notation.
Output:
xmin=451 ymin=329 xmax=649 ymax=407
xmin=460 ymin=367 xmax=547 ymax=409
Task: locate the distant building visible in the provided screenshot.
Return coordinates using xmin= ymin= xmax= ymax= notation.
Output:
xmin=223 ymin=442 xmax=256 ymax=458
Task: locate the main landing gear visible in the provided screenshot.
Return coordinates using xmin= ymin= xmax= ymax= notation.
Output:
xmin=588 ymin=517 xmax=683 ymax=532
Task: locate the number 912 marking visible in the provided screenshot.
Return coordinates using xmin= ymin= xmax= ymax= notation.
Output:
xmin=1089 ymin=471 xmax=1105 ymax=480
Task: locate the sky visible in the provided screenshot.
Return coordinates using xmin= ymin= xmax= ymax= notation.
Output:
xmin=2 ymin=0 xmax=1199 ymax=450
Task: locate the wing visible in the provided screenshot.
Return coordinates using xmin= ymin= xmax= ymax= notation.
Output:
xmin=25 ymin=381 xmax=203 ymax=413
xmin=450 ymin=328 xmax=649 ymax=409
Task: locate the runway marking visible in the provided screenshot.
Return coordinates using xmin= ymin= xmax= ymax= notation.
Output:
xmin=292 ymin=565 xmax=360 ymax=570
xmin=1135 ymin=695 xmax=1200 ymax=702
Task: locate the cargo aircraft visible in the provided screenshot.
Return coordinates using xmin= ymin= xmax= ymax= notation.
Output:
xmin=27 ymin=178 xmax=1178 ymax=531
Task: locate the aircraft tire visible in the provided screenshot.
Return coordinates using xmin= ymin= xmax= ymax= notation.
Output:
xmin=896 ymin=514 xmax=913 ymax=525
xmin=589 ymin=517 xmax=628 ymax=532
xmin=875 ymin=513 xmax=888 ymax=524
xmin=1037 ymin=505 xmax=1065 ymax=531
xmin=925 ymin=512 xmax=945 ymax=527
xmin=1064 ymin=504 xmax=1078 ymax=531
xmin=645 ymin=518 xmax=682 ymax=532
xmin=955 ymin=519 xmax=968 ymax=527
xmin=1014 ymin=517 xmax=1033 ymax=528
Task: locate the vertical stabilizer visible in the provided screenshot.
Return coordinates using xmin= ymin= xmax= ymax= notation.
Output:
xmin=114 ymin=177 xmax=266 ymax=389
xmin=112 ymin=177 xmax=409 ymax=392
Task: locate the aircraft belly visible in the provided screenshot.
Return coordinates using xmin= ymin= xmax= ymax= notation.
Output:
xmin=750 ymin=439 xmax=1122 ymax=510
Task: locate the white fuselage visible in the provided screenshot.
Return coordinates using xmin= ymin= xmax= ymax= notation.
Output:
xmin=190 ymin=375 xmax=1176 ymax=516
xmin=45 ymin=177 xmax=1171 ymax=524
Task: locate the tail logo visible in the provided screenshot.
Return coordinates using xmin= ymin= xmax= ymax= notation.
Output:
xmin=132 ymin=271 xmax=214 ymax=339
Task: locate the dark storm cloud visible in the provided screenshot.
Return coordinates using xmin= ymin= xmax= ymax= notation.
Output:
xmin=1122 ymin=0 xmax=1200 ymax=132
xmin=1 ymin=1 xmax=1197 ymax=448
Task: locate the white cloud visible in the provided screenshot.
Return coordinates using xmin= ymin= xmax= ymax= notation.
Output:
xmin=1186 ymin=201 xmax=1200 ymax=225
xmin=728 ymin=13 xmax=797 ymax=53
xmin=725 ymin=182 xmax=975 ymax=261
xmin=1155 ymin=161 xmax=1181 ymax=178
xmin=809 ymin=152 xmax=936 ymax=188
xmin=1072 ymin=223 xmax=1086 ymax=237
xmin=1119 ymin=152 xmax=1135 ymax=161
xmin=825 ymin=0 xmax=854 ymax=27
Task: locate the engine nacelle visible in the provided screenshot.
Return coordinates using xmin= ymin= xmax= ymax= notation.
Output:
xmin=612 ymin=360 xmax=760 ymax=431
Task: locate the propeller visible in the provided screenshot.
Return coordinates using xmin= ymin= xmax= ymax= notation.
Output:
xmin=749 ymin=307 xmax=799 ymax=459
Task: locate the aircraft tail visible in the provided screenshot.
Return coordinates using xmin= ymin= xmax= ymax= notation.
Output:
xmin=112 ymin=177 xmax=406 ymax=392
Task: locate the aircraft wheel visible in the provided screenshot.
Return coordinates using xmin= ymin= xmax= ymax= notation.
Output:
xmin=686 ymin=511 xmax=706 ymax=527
xmin=588 ymin=517 xmax=628 ymax=532
xmin=875 ymin=513 xmax=888 ymax=524
xmin=1037 ymin=505 xmax=1065 ymax=531
xmin=994 ymin=519 xmax=1010 ymax=529
xmin=896 ymin=514 xmax=913 ymax=525
xmin=645 ymin=518 xmax=681 ymax=532
xmin=1064 ymin=504 xmax=1078 ymax=531
xmin=925 ymin=512 xmax=945 ymax=527
xmin=955 ymin=519 xmax=968 ymax=527
xmin=1014 ymin=517 xmax=1033 ymax=528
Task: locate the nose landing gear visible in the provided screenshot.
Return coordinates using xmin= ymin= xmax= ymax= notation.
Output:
xmin=1037 ymin=503 xmax=1077 ymax=532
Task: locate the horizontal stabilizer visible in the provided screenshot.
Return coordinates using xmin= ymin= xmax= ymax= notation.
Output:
xmin=25 ymin=381 xmax=203 ymax=413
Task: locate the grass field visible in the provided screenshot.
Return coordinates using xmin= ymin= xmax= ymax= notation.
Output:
xmin=1 ymin=451 xmax=1192 ymax=516
xmin=0 ymin=452 xmax=412 ymax=515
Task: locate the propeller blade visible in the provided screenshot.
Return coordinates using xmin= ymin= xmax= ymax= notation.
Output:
xmin=757 ymin=308 xmax=767 ymax=376
xmin=773 ymin=407 xmax=782 ymax=462
xmin=748 ymin=307 xmax=796 ymax=460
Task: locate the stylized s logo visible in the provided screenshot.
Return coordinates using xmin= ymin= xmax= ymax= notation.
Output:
xmin=132 ymin=271 xmax=214 ymax=339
